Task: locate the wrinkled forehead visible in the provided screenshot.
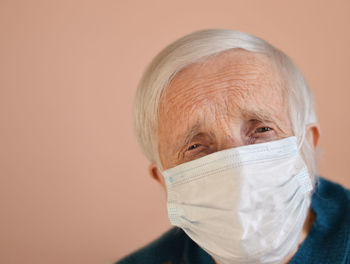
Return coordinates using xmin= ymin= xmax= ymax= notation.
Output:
xmin=156 ymin=49 xmax=292 ymax=168
xmin=159 ymin=49 xmax=287 ymax=123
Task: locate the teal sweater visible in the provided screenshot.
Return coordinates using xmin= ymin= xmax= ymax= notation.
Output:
xmin=117 ymin=178 xmax=350 ymax=263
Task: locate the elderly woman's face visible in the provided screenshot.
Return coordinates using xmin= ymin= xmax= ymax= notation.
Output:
xmin=158 ymin=49 xmax=293 ymax=170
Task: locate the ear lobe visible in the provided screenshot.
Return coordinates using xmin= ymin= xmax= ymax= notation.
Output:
xmin=306 ymin=123 xmax=321 ymax=150
xmin=149 ymin=164 xmax=166 ymax=189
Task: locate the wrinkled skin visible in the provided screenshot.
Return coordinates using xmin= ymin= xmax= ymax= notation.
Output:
xmin=150 ymin=49 xmax=319 ymax=263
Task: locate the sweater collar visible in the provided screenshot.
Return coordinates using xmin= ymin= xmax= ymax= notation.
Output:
xmin=290 ymin=177 xmax=350 ymax=263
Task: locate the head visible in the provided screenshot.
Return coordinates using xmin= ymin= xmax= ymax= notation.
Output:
xmin=133 ymin=29 xmax=320 ymax=187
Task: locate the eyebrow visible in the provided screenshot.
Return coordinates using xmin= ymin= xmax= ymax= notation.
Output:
xmin=240 ymin=108 xmax=276 ymax=123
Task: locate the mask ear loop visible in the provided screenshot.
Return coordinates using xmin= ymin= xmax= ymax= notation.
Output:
xmin=297 ymin=131 xmax=306 ymax=151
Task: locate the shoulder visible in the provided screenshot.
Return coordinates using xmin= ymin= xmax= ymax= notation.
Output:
xmin=310 ymin=177 xmax=350 ymax=262
xmin=315 ymin=177 xmax=350 ymax=198
xmin=312 ymin=177 xmax=350 ymax=230
xmin=115 ymin=227 xmax=187 ymax=264
xmin=313 ymin=177 xmax=350 ymax=218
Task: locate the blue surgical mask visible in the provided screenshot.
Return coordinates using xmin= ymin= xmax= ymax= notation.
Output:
xmin=161 ymin=136 xmax=313 ymax=264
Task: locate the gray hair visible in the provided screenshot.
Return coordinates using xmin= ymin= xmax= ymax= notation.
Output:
xmin=133 ymin=29 xmax=318 ymax=179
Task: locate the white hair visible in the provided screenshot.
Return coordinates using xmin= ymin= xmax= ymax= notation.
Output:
xmin=133 ymin=29 xmax=318 ymax=180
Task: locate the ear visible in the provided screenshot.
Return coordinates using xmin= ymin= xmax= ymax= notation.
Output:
xmin=305 ymin=123 xmax=320 ymax=151
xmin=149 ymin=163 xmax=166 ymax=190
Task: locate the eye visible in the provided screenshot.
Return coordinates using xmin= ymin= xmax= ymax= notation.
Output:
xmin=187 ymin=143 xmax=201 ymax=151
xmin=255 ymin=127 xmax=272 ymax=133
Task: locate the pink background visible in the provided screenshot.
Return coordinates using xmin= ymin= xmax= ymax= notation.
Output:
xmin=1 ymin=0 xmax=349 ymax=263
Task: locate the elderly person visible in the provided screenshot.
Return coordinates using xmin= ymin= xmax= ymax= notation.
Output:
xmin=117 ymin=29 xmax=350 ymax=264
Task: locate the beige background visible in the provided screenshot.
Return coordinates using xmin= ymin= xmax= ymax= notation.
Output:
xmin=1 ymin=0 xmax=349 ymax=263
